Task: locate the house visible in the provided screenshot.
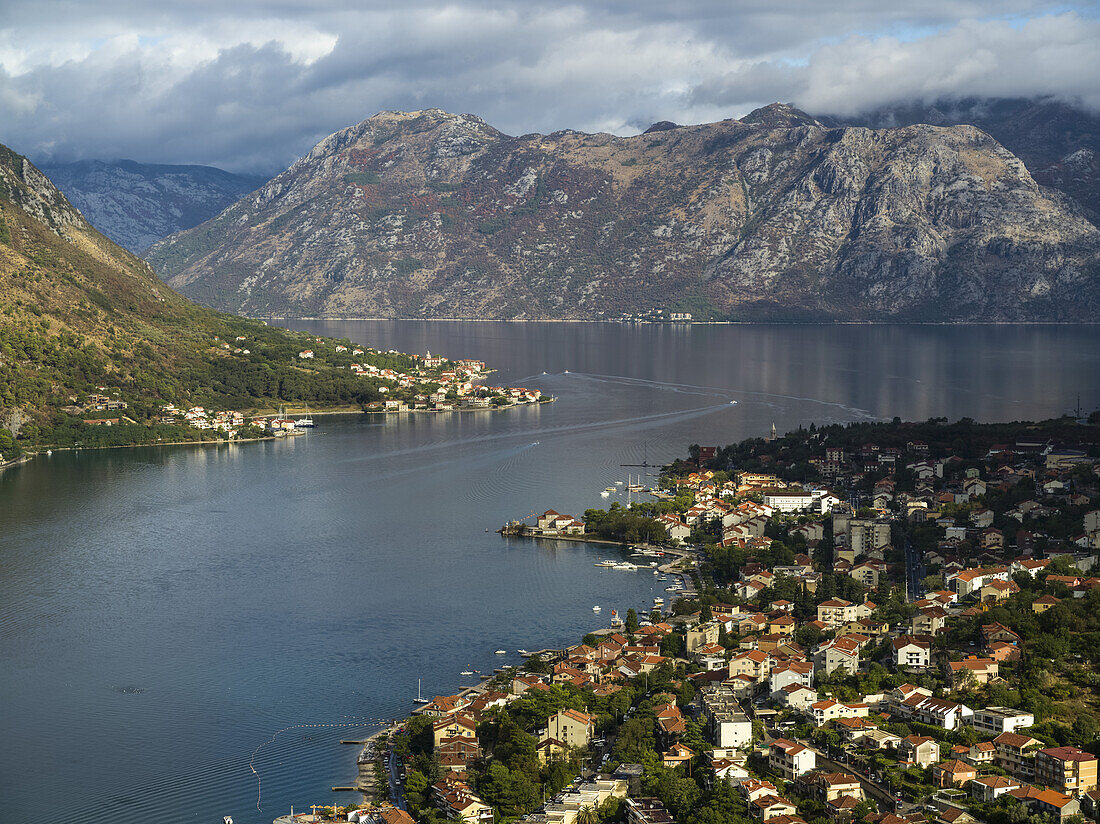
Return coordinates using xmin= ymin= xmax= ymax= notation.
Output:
xmin=687 ymin=622 xmax=722 ymax=653
xmin=626 ymin=798 xmax=676 ymax=824
xmin=536 ymin=737 xmax=568 ymax=763
xmin=909 ymin=696 xmax=974 ymax=730
xmin=432 ymin=714 xmax=478 ymax=747
xmin=778 ymin=684 xmax=819 ymax=711
xmin=544 ymin=709 xmax=597 ymax=748
xmin=933 ymin=759 xmax=977 ymax=788
xmin=993 ymin=732 xmax=1043 ymax=779
xmin=912 ymin=606 xmax=949 ymax=636
xmin=657 ymin=515 xmax=692 ymax=541
xmin=849 ymin=561 xmax=885 ymax=589
xmin=1034 ymin=746 xmax=1098 ymax=794
xmin=762 ymin=490 xmax=816 ymax=513
xmin=808 ymin=700 xmax=868 ymax=727
xmin=814 ymin=635 xmax=864 ymax=675
xmin=971 ymin=707 xmax=1035 ymax=736
xmin=770 ymin=661 xmax=814 ymax=695
xmin=892 ymin=636 xmax=932 ymax=669
xmin=948 ymin=658 xmax=999 ymax=688
xmin=897 ymin=736 xmax=940 ymax=768
xmin=964 ymin=741 xmax=997 ymax=767
xmin=816 ymin=599 xmax=869 ymax=630
xmin=1032 ymin=595 xmax=1061 ymax=614
xmin=663 ymin=743 xmax=695 ymax=769
xmin=1009 ymin=787 xmax=1082 ymax=823
xmin=751 ymin=795 xmax=798 ymax=822
xmin=799 ymin=771 xmax=864 ymax=805
xmin=969 ymin=775 xmax=1021 ymax=803
xmin=980 ymin=579 xmax=1019 ymax=602
xmin=770 ymin=739 xmax=817 ymax=779
xmin=970 ymin=508 xmax=994 ymax=529
xmin=729 ymin=649 xmax=772 ymax=682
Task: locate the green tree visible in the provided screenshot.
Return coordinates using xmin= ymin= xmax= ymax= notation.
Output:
xmin=626 ymin=608 xmax=639 ymax=634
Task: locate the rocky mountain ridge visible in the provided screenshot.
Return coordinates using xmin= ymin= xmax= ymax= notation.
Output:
xmin=40 ymin=159 xmax=266 ymax=253
xmin=823 ymin=96 xmax=1100 ymax=225
xmin=147 ymin=104 xmax=1100 ymax=321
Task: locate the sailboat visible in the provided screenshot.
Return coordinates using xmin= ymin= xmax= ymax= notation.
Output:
xmin=413 ymin=678 xmax=430 ymax=704
xmin=296 ymin=405 xmax=315 ymax=428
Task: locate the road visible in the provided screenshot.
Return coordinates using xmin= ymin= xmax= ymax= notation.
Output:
xmin=814 ymin=751 xmax=904 ymax=812
xmin=388 ymin=745 xmax=407 ymax=810
xmin=762 ymin=725 xmax=907 ymax=815
xmin=903 ymin=534 xmax=924 ymax=602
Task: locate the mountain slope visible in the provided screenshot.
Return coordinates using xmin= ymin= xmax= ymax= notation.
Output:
xmin=0 ymin=144 xmax=403 ymax=449
xmin=822 ymin=97 xmax=1100 ymax=224
xmin=146 ymin=106 xmax=1100 ymax=322
xmin=39 ymin=159 xmax=266 ymax=253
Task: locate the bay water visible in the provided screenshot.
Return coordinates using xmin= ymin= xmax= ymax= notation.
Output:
xmin=1 ymin=322 xmax=1097 ymax=823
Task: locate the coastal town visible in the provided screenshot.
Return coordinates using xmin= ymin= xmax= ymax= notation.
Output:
xmin=20 ymin=342 xmax=546 ymax=449
xmin=292 ymin=417 xmax=1100 ymax=824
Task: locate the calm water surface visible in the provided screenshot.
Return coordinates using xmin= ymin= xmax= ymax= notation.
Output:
xmin=2 ymin=323 xmax=1098 ymax=823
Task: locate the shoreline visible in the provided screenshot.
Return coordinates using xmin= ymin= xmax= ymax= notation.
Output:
xmin=264 ymin=317 xmax=1100 ymax=326
xmin=19 ymin=401 xmax=548 ymax=462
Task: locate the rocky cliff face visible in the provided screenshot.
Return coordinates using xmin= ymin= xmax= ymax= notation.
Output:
xmin=146 ymin=105 xmax=1100 ymax=321
xmin=824 ymin=97 xmax=1100 ymax=226
xmin=40 ymin=159 xmax=266 ymax=253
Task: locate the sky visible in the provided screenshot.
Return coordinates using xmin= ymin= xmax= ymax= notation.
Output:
xmin=1 ymin=1 xmax=1098 ymax=174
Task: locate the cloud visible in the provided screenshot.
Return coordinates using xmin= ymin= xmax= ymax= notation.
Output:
xmin=0 ymin=1 xmax=1095 ymax=173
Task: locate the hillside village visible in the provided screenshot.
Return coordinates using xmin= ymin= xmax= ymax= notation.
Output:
xmin=313 ymin=418 xmax=1100 ymax=824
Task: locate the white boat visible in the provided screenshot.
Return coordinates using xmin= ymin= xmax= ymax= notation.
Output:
xmin=592 ymin=605 xmax=602 ymax=613
xmin=460 ymin=670 xmax=474 ymax=676
xmin=413 ymin=678 xmax=430 ymax=704
xmin=653 ymin=569 xmax=659 ymax=575
xmin=518 ymin=649 xmax=530 ymax=656
xmin=600 ymin=490 xmax=610 ymax=497
xmin=495 ymin=649 xmax=507 ymax=655
xmin=653 ymin=597 xmax=664 ymax=606
xmin=615 ymin=481 xmax=623 ymax=485
xmin=612 ymin=562 xmax=637 ymax=571
xmin=296 ymin=415 xmax=315 ymax=428
xmin=595 ymin=560 xmax=616 ymax=567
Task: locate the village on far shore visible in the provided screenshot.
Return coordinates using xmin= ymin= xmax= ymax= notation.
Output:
xmin=0 ymin=343 xmax=546 ymax=459
xmin=290 ymin=417 xmax=1100 ymax=824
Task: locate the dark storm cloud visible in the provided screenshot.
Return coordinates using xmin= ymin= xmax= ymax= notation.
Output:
xmin=0 ymin=1 xmax=1096 ymax=173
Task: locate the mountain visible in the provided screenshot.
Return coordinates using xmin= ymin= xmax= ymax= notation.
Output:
xmin=0 ymin=143 xmax=403 ymax=450
xmin=146 ymin=105 xmax=1100 ymax=322
xmin=38 ymin=159 xmax=266 ymax=253
xmin=821 ymin=97 xmax=1100 ymax=224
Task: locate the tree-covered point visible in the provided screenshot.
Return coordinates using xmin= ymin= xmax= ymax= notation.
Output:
xmin=584 ymin=502 xmax=667 ymax=543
